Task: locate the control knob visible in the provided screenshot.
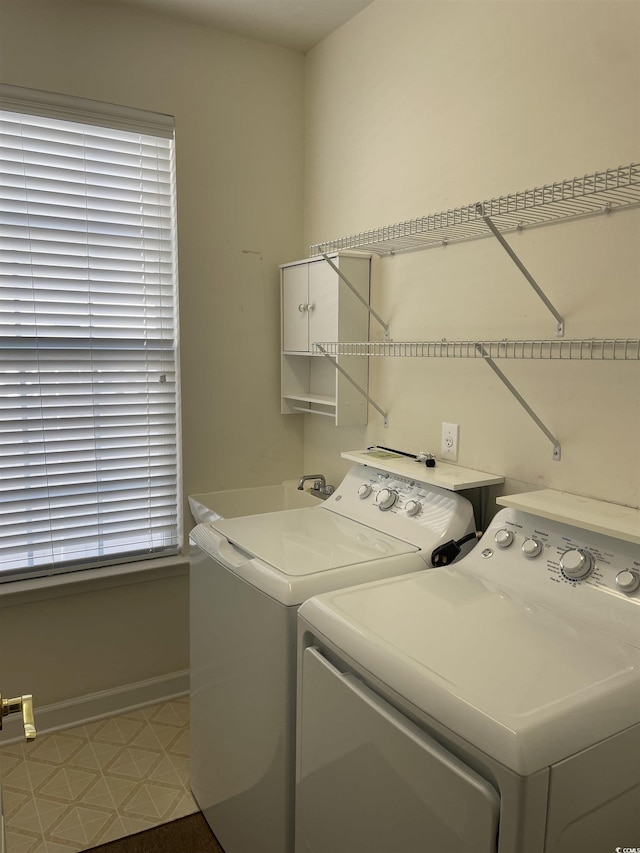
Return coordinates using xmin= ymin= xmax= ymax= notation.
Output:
xmin=358 ymin=484 xmax=372 ymax=499
xmin=560 ymin=548 xmax=593 ymax=580
xmin=522 ymin=538 xmax=543 ymax=559
xmin=405 ymin=499 xmax=422 ymax=517
xmin=376 ymin=488 xmax=398 ymax=511
xmin=494 ymin=528 xmax=514 ymax=549
xmin=615 ymin=570 xmax=640 ymax=594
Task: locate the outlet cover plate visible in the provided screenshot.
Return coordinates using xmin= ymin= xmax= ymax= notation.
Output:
xmin=441 ymin=422 xmax=459 ymax=462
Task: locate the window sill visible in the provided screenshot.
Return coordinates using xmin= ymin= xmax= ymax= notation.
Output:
xmin=0 ymin=555 xmax=189 ymax=608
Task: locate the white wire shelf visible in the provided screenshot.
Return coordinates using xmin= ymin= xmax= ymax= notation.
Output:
xmin=309 ymin=162 xmax=640 ymax=257
xmin=313 ymin=339 xmax=640 ymax=360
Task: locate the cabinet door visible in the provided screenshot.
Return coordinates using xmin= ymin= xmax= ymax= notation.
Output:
xmin=282 ymin=264 xmax=310 ymax=352
xmin=307 ymin=259 xmax=338 ymax=349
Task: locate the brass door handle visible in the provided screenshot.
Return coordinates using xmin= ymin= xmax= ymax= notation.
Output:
xmin=0 ymin=693 xmax=36 ymax=741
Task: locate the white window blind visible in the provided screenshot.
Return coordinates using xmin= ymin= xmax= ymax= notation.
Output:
xmin=0 ymin=93 xmax=181 ymax=581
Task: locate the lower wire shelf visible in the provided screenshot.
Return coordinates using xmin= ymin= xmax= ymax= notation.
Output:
xmin=312 ymin=338 xmax=640 ymax=459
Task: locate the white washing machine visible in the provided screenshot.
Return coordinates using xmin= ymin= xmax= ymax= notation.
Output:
xmin=296 ymin=501 xmax=640 ymax=853
xmin=189 ymin=456 xmax=482 ymax=853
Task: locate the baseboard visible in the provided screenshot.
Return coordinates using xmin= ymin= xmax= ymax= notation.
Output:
xmin=0 ymin=670 xmax=189 ymax=744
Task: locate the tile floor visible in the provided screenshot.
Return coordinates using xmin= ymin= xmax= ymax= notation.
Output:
xmin=0 ymin=697 xmax=198 ymax=852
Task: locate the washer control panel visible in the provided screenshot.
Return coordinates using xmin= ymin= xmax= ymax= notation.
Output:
xmin=352 ymin=470 xmax=451 ymax=524
xmin=324 ymin=464 xmax=476 ymax=558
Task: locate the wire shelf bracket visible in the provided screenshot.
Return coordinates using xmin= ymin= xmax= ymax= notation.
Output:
xmin=476 ymin=344 xmax=561 ymax=460
xmin=321 ymin=253 xmax=390 ymax=341
xmin=316 ymin=344 xmax=389 ymax=428
xmin=479 ymin=205 xmax=565 ymax=338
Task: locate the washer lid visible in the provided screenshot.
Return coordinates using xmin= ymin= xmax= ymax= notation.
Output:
xmin=195 ymin=508 xmax=420 ymax=605
xmin=299 ymin=569 xmax=640 ymax=775
xmin=212 ymin=507 xmax=416 ymax=574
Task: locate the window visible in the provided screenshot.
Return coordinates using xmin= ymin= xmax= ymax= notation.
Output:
xmin=0 ymin=86 xmax=181 ymax=582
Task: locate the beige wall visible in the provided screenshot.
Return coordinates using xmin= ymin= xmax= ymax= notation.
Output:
xmin=0 ymin=0 xmax=307 ymax=503
xmin=0 ymin=0 xmax=306 ymax=712
xmin=302 ymin=0 xmax=640 ymax=510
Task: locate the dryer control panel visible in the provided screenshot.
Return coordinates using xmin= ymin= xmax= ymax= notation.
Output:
xmin=466 ymin=508 xmax=640 ymax=647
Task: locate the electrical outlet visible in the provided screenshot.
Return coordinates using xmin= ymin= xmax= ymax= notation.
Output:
xmin=441 ymin=422 xmax=459 ymax=462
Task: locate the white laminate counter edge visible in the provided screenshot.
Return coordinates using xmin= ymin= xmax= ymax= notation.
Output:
xmin=496 ymin=489 xmax=640 ymax=545
xmin=341 ymin=450 xmax=504 ymax=491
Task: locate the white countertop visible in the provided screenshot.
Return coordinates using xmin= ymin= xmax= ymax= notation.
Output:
xmin=497 ymin=489 xmax=640 ymax=545
xmin=342 ymin=449 xmax=504 ymax=491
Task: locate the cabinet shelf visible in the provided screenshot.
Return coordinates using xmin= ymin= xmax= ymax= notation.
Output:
xmin=310 ymin=162 xmax=640 ymax=257
xmin=283 ymin=392 xmax=336 ymax=407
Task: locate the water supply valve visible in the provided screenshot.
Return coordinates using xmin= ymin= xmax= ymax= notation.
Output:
xmin=1 ymin=693 xmax=36 ymax=741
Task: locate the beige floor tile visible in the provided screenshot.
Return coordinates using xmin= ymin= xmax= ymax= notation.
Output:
xmin=3 ymin=829 xmax=43 ymax=853
xmin=47 ymin=805 xmax=113 ymax=848
xmin=90 ymin=718 xmax=145 ymax=748
xmin=167 ymin=729 xmax=190 ymax=757
xmin=148 ymin=753 xmax=189 ymax=787
xmin=0 ymin=698 xmax=197 ymax=852
xmin=6 ymin=800 xmax=43 ymax=835
xmin=122 ymin=782 xmax=180 ymax=821
xmin=168 ymin=790 xmax=198 ymax=821
xmin=33 ymin=800 xmax=71 ymax=834
xmin=38 ymin=768 xmax=100 ymax=803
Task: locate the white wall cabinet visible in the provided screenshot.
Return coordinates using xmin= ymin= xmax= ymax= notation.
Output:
xmin=280 ymin=252 xmax=371 ymax=426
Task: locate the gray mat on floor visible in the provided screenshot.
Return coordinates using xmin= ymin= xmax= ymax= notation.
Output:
xmin=85 ymin=812 xmax=224 ymax=852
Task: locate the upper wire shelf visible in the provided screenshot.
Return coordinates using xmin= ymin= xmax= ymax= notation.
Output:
xmin=313 ymin=339 xmax=640 ymax=360
xmin=309 ymin=162 xmax=640 ymax=257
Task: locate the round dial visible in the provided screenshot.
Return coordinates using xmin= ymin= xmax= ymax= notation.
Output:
xmin=522 ymin=538 xmax=542 ymax=559
xmin=376 ymin=488 xmax=398 ymax=511
xmin=405 ymin=499 xmax=422 ymax=517
xmin=494 ymin=528 xmax=514 ymax=549
xmin=560 ymin=548 xmax=593 ymax=580
xmin=358 ymin=483 xmax=372 ymax=499
xmin=615 ymin=569 xmax=640 ymax=594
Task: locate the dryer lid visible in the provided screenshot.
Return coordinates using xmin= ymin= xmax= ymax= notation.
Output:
xmin=299 ymin=568 xmax=640 ymax=775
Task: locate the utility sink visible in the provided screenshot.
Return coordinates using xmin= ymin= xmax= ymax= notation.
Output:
xmin=189 ymin=481 xmax=320 ymax=524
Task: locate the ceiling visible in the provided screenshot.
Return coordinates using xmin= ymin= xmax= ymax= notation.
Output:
xmin=107 ymin=0 xmax=374 ymax=52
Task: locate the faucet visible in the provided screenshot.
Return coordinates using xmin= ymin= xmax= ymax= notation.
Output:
xmin=297 ymin=474 xmax=335 ymax=498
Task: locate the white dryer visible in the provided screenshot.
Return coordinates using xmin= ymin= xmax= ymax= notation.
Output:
xmin=189 ymin=455 xmax=485 ymax=853
xmin=296 ymin=500 xmax=640 ymax=853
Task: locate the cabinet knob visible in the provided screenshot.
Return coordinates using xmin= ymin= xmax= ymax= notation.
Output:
xmin=298 ymin=303 xmax=307 ymax=312
xmin=307 ymin=303 xmax=315 ymax=312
